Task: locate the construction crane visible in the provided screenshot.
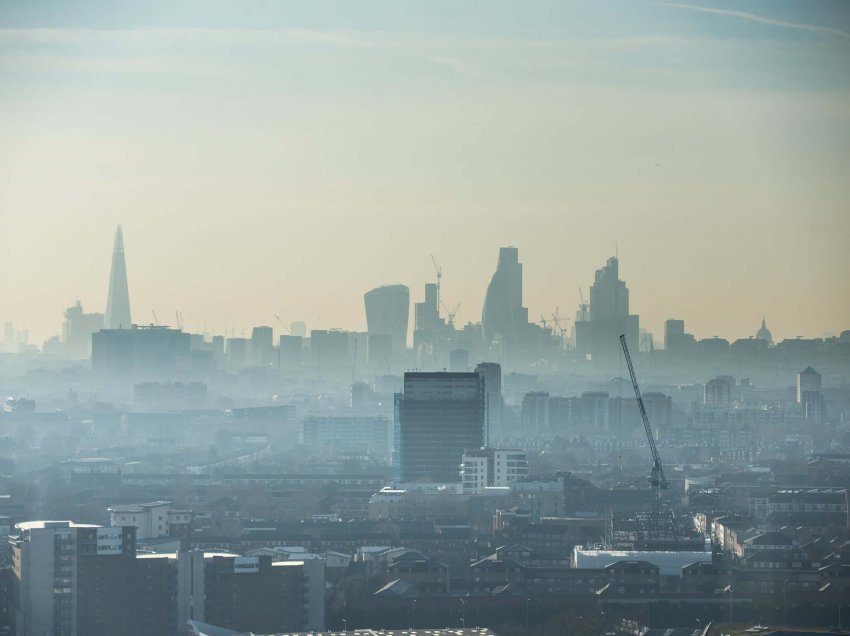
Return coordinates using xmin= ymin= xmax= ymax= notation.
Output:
xmin=430 ymin=254 xmax=442 ymax=310
xmin=620 ymin=334 xmax=668 ymax=533
xmin=441 ymin=301 xmax=461 ymax=328
xmin=273 ymin=314 xmax=291 ymax=335
xmin=578 ymin=288 xmax=589 ymax=322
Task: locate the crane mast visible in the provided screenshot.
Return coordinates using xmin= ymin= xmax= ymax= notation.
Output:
xmin=620 ymin=334 xmax=669 ymax=532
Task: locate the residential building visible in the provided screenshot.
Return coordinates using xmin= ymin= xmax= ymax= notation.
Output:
xmin=394 ymin=372 xmax=485 ymax=483
xmin=461 ymin=448 xmax=529 ymax=494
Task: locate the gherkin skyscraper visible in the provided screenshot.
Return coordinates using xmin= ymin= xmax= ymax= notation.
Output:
xmin=104 ymin=225 xmax=132 ymax=329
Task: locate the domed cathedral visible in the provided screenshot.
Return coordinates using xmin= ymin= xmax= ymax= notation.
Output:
xmin=756 ymin=317 xmax=773 ymax=346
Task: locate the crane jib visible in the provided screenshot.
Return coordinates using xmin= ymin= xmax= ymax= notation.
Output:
xmin=619 ymin=334 xmax=668 ymax=489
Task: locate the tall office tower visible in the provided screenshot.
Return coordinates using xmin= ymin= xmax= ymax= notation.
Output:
xmin=797 ymin=366 xmax=825 ymax=422
xmin=797 ymin=366 xmax=822 ymax=402
xmin=475 ymin=362 xmax=503 ymax=443
xmin=62 ymin=301 xmax=104 ymax=359
xmin=104 ymin=225 xmax=132 ymax=329
xmin=414 ymin=283 xmax=441 ymax=333
xmin=574 ymin=257 xmax=639 ymax=366
xmin=664 ymin=319 xmax=684 ymax=349
xmin=394 ymin=372 xmax=485 ymax=482
xmin=481 ymin=246 xmax=529 ymax=345
xmin=10 ymin=521 xmax=172 ymax=636
xmin=251 ymin=325 xmax=275 ymax=366
xmin=704 ymin=375 xmax=734 ymax=407
xmin=412 ymin=280 xmax=452 ymax=368
xmin=664 ymin=318 xmax=695 ymax=354
xmin=365 ymin=284 xmax=410 ymax=352
xmin=756 ymin=317 xmax=773 ymax=346
xmin=279 ymin=334 xmax=303 ymax=369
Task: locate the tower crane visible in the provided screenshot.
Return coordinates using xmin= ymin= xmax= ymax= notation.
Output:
xmin=274 ymin=314 xmax=291 ymax=335
xmin=578 ymin=288 xmax=589 ymax=322
xmin=430 ymin=254 xmax=442 ymax=311
xmin=620 ymin=334 xmax=669 ymax=533
xmin=441 ymin=301 xmax=461 ymax=328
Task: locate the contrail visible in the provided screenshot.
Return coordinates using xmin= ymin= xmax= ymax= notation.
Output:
xmin=655 ymin=2 xmax=850 ymax=39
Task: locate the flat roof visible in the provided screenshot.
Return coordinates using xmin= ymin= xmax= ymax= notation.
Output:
xmin=16 ymin=520 xmax=100 ymax=530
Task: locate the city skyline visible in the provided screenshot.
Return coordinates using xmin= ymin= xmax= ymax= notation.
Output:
xmin=2 ymin=1 xmax=848 ymax=343
xmin=1 ymin=224 xmax=847 ymax=346
xmin=3 ymin=4 xmax=850 ymax=636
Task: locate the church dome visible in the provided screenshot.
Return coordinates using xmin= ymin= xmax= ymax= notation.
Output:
xmin=756 ymin=317 xmax=772 ymax=345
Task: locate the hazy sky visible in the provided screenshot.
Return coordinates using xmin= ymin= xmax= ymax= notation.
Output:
xmin=1 ymin=0 xmax=849 ymax=344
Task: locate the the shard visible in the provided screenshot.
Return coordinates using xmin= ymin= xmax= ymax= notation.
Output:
xmin=104 ymin=225 xmax=132 ymax=329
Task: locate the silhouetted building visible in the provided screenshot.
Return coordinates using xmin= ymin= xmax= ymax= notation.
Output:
xmin=482 ymin=247 xmax=528 ymax=349
xmin=704 ymin=375 xmax=734 ymax=406
xmin=104 ymin=225 xmax=132 ymax=329
xmin=756 ymin=317 xmax=773 ymax=346
xmin=797 ymin=366 xmax=825 ymax=422
xmin=475 ymin=362 xmax=503 ymax=443
xmin=365 ymin=284 xmax=410 ymax=352
xmin=279 ymin=334 xmax=303 ymax=369
xmin=575 ymin=257 xmax=639 ymax=366
xmin=92 ymin=325 xmax=210 ymax=382
xmin=251 ymin=326 xmax=275 ymax=367
xmin=522 ymin=391 xmax=550 ymax=435
xmin=394 ymin=372 xmax=485 ymax=482
xmin=413 ymin=281 xmax=451 ymax=367
xmin=449 ymin=348 xmax=469 ymax=372
xmin=797 ymin=366 xmax=822 ymax=402
xmin=367 ymin=333 xmax=392 ymax=371
xmin=311 ymin=330 xmax=350 ymax=377
xmin=226 ymin=337 xmax=249 ymax=372
xmin=62 ymin=300 xmax=103 ymax=359
xmin=664 ymin=318 xmax=695 ymax=354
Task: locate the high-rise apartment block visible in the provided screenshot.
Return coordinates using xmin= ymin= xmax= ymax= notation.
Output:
xmin=10 ymin=521 xmax=172 ymax=636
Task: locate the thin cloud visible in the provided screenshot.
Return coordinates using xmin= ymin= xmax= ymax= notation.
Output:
xmin=656 ymin=2 xmax=850 ymax=39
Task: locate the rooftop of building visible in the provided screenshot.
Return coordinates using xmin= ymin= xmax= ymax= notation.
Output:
xmin=706 ymin=624 xmax=849 ymax=636
xmin=15 ymin=520 xmax=100 ymax=531
xmin=108 ymin=500 xmax=172 ymax=513
xmin=231 ymin=630 xmax=497 ymax=636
